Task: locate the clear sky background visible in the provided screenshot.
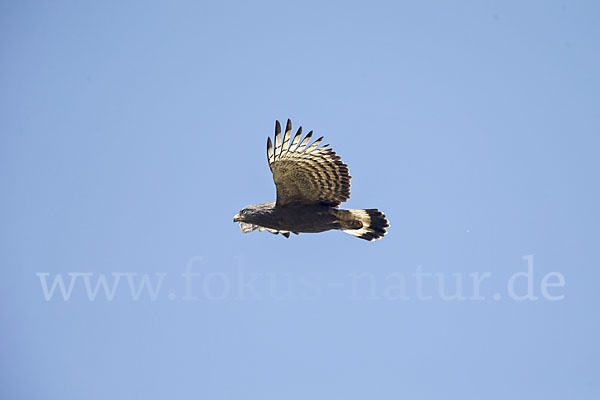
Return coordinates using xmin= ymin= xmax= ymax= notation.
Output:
xmin=1 ymin=1 xmax=599 ymax=399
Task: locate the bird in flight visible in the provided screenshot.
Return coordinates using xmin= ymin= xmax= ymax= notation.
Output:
xmin=234 ymin=120 xmax=389 ymax=241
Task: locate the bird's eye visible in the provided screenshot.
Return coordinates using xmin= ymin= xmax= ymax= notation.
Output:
xmin=241 ymin=209 xmax=246 ymax=215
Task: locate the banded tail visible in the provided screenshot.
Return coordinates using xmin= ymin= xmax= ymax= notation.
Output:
xmin=341 ymin=209 xmax=389 ymax=241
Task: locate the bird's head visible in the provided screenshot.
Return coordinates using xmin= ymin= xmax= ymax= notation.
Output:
xmin=233 ymin=202 xmax=275 ymax=224
xmin=233 ymin=207 xmax=248 ymax=223
xmin=233 ymin=205 xmax=260 ymax=224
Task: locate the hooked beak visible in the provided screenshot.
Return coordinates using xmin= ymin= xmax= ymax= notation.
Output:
xmin=233 ymin=214 xmax=242 ymax=222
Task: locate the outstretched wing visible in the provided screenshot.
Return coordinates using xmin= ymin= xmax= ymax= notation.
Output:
xmin=267 ymin=119 xmax=351 ymax=207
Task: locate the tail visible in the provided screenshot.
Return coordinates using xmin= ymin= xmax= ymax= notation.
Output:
xmin=340 ymin=209 xmax=389 ymax=241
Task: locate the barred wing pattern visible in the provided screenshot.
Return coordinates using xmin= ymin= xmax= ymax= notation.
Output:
xmin=267 ymin=120 xmax=351 ymax=207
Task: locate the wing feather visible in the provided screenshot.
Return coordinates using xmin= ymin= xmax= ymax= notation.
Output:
xmin=267 ymin=120 xmax=351 ymax=207
xmin=274 ymin=120 xmax=283 ymax=158
xmin=238 ymin=222 xmax=294 ymax=238
xmin=282 ymin=119 xmax=292 ymax=150
xmin=289 ymin=127 xmax=302 ymax=151
xmin=305 ymin=136 xmax=324 ymax=153
xmin=296 ymin=131 xmax=313 ymax=152
xmin=267 ymin=137 xmax=274 ymax=164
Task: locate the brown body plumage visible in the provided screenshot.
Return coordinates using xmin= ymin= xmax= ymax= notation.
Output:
xmin=234 ymin=120 xmax=389 ymax=241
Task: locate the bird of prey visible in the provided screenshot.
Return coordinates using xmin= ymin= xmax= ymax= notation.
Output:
xmin=233 ymin=120 xmax=389 ymax=241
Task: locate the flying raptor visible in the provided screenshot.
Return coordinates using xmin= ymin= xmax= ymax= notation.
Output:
xmin=233 ymin=120 xmax=389 ymax=241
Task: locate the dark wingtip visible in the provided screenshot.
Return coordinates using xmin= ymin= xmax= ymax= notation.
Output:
xmin=286 ymin=119 xmax=292 ymax=132
xmin=275 ymin=120 xmax=281 ymax=135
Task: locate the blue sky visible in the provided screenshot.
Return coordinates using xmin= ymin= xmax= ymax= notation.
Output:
xmin=1 ymin=1 xmax=599 ymax=399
